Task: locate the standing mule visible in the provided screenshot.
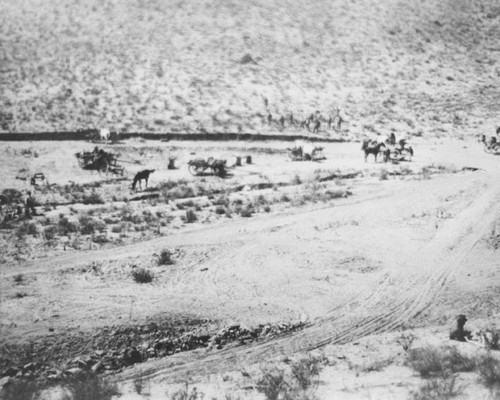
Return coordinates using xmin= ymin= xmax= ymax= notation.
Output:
xmin=131 ymin=169 xmax=155 ymax=191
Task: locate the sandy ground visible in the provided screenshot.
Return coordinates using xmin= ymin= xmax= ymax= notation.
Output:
xmin=1 ymin=137 xmax=499 ymax=399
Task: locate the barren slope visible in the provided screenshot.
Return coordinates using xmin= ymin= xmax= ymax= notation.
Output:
xmin=1 ymin=0 xmax=499 ymax=135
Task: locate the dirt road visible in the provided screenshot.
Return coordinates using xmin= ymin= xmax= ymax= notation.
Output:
xmin=110 ymin=168 xmax=500 ymax=383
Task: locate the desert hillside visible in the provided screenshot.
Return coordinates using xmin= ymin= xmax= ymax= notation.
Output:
xmin=0 ymin=0 xmax=499 ymax=135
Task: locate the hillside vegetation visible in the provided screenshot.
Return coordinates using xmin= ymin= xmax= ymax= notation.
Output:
xmin=1 ymin=0 xmax=499 ymax=136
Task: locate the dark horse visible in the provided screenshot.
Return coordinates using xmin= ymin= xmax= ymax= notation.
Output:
xmin=131 ymin=169 xmax=155 ymax=191
xmin=362 ymin=140 xmax=387 ymax=162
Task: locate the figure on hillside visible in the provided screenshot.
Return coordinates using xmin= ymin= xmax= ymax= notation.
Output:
xmin=313 ymin=120 xmax=321 ymax=134
xmin=262 ymin=95 xmax=269 ymax=111
xmin=336 ymin=114 xmax=344 ymax=130
xmin=25 ymin=191 xmax=36 ymax=219
xmin=449 ymin=314 xmax=472 ymax=342
xmin=289 ymin=112 xmax=295 ymax=126
xmin=327 ymin=116 xmax=333 ymax=131
xmin=279 ymin=115 xmax=285 ymax=128
xmin=267 ymin=113 xmax=272 ymax=125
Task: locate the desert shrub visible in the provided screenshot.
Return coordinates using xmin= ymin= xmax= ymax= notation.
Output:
xmin=213 ymin=195 xmax=229 ymax=206
xmin=142 ymin=209 xmax=156 ymax=223
xmin=263 ymin=205 xmax=271 ymax=213
xmin=355 ymin=357 xmax=395 ymax=373
xmin=406 ymin=346 xmax=475 ymax=378
xmin=43 ymin=225 xmax=58 ymax=241
xmin=379 ymin=168 xmax=389 ymax=180
xmin=158 ymin=248 xmax=175 ymax=265
xmin=476 ymin=354 xmax=500 ymax=389
xmin=92 ymin=234 xmax=109 ymax=244
xmin=396 ymin=331 xmax=415 ymax=352
xmin=255 ymin=194 xmax=268 ymax=205
xmin=111 ymin=223 xmax=126 ymax=233
xmin=1 ymin=188 xmax=23 ymax=204
xmin=163 ymin=183 xmax=196 ymax=201
xmin=58 ymin=216 xmax=79 ymax=236
xmin=133 ymin=377 xmax=147 ymax=395
xmin=410 ymin=375 xmax=462 ymax=400
xmin=63 ymin=371 xmax=119 ymax=400
xmin=291 ymin=355 xmax=325 ymax=390
xmin=256 ymin=368 xmax=287 ymax=400
xmin=292 ymin=174 xmax=302 ymax=185
xmin=40 ymin=217 xmax=53 ymax=226
xmin=1 ymin=378 xmax=42 ymax=400
xmin=132 ymin=267 xmax=154 ymax=283
xmin=16 ymin=221 xmax=39 ymax=238
xmin=280 ymin=194 xmax=291 ymax=202
xmin=240 ymin=204 xmax=254 ymax=218
xmin=82 ymin=191 xmax=105 ymax=205
xmin=78 ymin=215 xmax=97 ymax=235
xmin=13 ymin=274 xmax=24 ymax=284
xmin=170 ymin=384 xmax=201 ymax=400
xmin=420 ymin=167 xmax=432 ymax=180
xmin=122 ymin=212 xmax=144 ymax=224
xmin=184 ymin=209 xmax=197 ymax=223
xmin=215 ymin=205 xmax=227 ymax=215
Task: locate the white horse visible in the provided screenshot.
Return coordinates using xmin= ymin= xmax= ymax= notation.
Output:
xmin=99 ymin=128 xmax=110 ymax=142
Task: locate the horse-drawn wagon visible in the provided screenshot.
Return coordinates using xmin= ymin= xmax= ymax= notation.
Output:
xmin=287 ymin=142 xmax=325 ymax=161
xmin=188 ymin=157 xmax=227 ymax=177
xmin=75 ymin=148 xmax=125 ymax=176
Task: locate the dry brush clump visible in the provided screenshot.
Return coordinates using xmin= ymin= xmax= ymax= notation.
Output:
xmin=257 ymin=355 xmax=326 ymax=400
xmin=183 ymin=209 xmax=198 ymax=223
xmin=158 ymin=248 xmax=175 ymax=265
xmin=410 ymin=375 xmax=463 ymax=400
xmin=1 ymin=372 xmax=119 ymax=400
xmin=406 ymin=345 xmax=500 ymax=399
xmin=405 ymin=346 xmax=475 ymax=378
xmin=131 ymin=266 xmax=154 ymax=283
xmin=475 ymin=354 xmax=500 ymax=392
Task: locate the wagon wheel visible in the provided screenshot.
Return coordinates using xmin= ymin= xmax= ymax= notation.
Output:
xmin=188 ymin=164 xmax=205 ymax=176
xmin=484 ymin=144 xmax=493 ymax=154
xmin=491 ymin=144 xmax=500 ymax=154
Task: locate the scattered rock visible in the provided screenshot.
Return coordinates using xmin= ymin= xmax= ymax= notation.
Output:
xmin=239 ymin=54 xmax=257 ymax=65
xmin=65 ymin=367 xmax=83 ymax=375
xmin=122 ymin=347 xmax=142 ymax=366
xmin=0 ymin=376 xmax=11 ymax=388
xmin=91 ymin=359 xmax=105 ymax=373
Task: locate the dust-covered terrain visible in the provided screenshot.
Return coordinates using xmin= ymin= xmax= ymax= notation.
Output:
xmin=1 ymin=137 xmax=500 ymax=399
xmin=1 ymin=0 xmax=500 ymax=399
